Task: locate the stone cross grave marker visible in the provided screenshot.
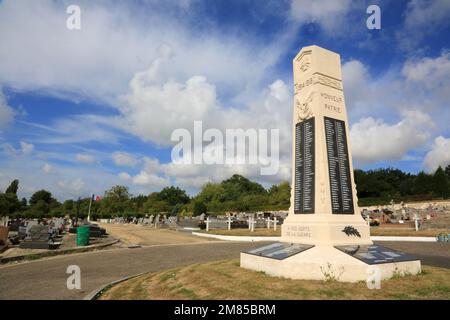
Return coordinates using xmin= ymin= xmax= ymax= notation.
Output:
xmin=205 ymin=217 xmax=211 ymax=232
xmin=154 ymin=214 xmax=160 ymax=228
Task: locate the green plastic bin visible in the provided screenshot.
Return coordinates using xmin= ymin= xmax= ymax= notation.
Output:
xmin=76 ymin=225 xmax=90 ymax=246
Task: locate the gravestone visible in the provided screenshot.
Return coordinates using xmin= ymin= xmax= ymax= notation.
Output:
xmin=25 ymin=220 xmax=38 ymax=233
xmin=0 ymin=216 xmax=9 ymax=227
xmin=19 ymin=224 xmax=62 ymax=249
xmin=241 ymin=45 xmax=421 ymax=282
xmin=0 ymin=226 xmax=9 ymax=247
xmin=154 ymin=214 xmax=160 ymax=228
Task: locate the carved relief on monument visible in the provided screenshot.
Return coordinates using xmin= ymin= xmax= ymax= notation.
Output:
xmin=296 ymin=51 xmax=312 ymax=74
xmin=299 ymin=56 xmax=311 ymax=73
xmin=295 ymin=92 xmax=314 ymax=122
xmin=315 ymin=74 xmax=342 ymax=90
xmin=295 ymin=74 xmax=343 ymax=95
xmin=320 ymin=92 xmax=343 ymax=104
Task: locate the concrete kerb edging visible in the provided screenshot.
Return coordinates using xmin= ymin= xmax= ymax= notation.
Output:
xmin=0 ymin=239 xmax=120 ymax=264
xmin=192 ymin=232 xmax=437 ymax=242
xmin=84 ymin=271 xmax=147 ymax=300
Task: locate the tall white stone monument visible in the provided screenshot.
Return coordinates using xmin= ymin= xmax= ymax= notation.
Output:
xmin=241 ymin=45 xmax=421 ymax=282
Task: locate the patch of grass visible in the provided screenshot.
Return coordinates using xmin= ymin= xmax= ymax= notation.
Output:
xmin=159 ymin=272 xmax=176 ymax=283
xmin=415 ymin=285 xmax=450 ymax=296
xmin=177 ymin=288 xmax=199 ymax=299
xmin=370 ymin=228 xmax=449 ymax=237
xmin=317 ymin=288 xmax=346 ymax=299
xmin=99 ymin=260 xmax=450 ymax=300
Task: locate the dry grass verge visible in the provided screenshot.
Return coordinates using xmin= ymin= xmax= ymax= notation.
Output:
xmin=99 ymin=260 xmax=450 ymax=300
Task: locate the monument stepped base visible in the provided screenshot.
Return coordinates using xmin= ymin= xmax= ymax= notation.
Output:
xmin=281 ymin=217 xmax=372 ymax=247
xmin=240 ymin=244 xmax=421 ymax=283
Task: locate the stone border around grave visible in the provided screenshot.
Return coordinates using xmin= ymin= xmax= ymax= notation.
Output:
xmin=0 ymin=239 xmax=119 ymax=264
xmin=192 ymin=232 xmax=437 ymax=242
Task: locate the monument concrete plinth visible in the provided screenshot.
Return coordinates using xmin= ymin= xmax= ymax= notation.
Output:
xmin=240 ymin=45 xmax=421 ymax=282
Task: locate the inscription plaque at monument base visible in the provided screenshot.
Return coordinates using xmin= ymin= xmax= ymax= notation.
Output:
xmin=241 ymin=45 xmax=421 ymax=282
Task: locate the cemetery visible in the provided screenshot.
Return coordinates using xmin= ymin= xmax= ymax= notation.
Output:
xmin=1 ymin=0 xmax=450 ymax=307
xmin=0 ymin=216 xmax=114 ymax=263
xmin=91 ymin=45 xmax=450 ymax=300
xmin=3 ymin=197 xmax=447 ymax=264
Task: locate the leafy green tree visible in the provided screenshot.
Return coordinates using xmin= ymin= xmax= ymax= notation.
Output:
xmin=413 ymin=171 xmax=434 ymax=196
xmin=5 ymin=179 xmax=19 ymax=194
xmin=432 ymin=166 xmax=450 ymax=198
xmin=157 ymin=186 xmax=190 ymax=206
xmin=0 ymin=179 xmax=21 ymax=216
xmin=193 ymin=201 xmax=207 ymax=216
xmin=29 ymin=190 xmax=53 ymax=205
xmin=63 ymin=199 xmax=75 ymax=216
xmin=0 ymin=193 xmax=20 ymax=216
xmin=221 ymin=174 xmax=266 ymax=201
xmin=104 ymin=185 xmax=130 ymax=201
xmin=268 ymin=182 xmax=291 ymax=208
xmin=145 ymin=199 xmax=169 ymax=214
xmin=101 ymin=186 xmax=131 ymax=215
xmin=445 ymin=165 xmax=450 ymax=180
xmin=20 ymin=197 xmax=27 ymax=210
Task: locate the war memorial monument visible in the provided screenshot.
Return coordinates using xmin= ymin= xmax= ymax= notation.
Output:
xmin=241 ymin=45 xmax=422 ymax=282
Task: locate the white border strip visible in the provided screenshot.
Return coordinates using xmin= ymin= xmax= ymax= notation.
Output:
xmin=192 ymin=232 xmax=280 ymax=242
xmin=192 ymin=232 xmax=437 ymax=242
xmin=370 ymin=236 xmax=436 ymax=242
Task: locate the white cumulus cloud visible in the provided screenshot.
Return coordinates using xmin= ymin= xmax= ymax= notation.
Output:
xmin=350 ymin=110 xmax=433 ymax=164
xmin=112 ymin=151 xmax=139 ymax=167
xmin=20 ymin=141 xmax=34 ymax=155
xmin=424 ymin=136 xmax=450 ymax=172
xmin=0 ymin=90 xmax=15 ymax=130
xmin=290 ymin=0 xmax=354 ymax=33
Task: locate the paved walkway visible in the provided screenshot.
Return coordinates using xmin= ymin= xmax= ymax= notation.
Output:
xmin=0 ymin=241 xmax=258 ymax=300
xmin=0 ymin=240 xmax=448 ymax=300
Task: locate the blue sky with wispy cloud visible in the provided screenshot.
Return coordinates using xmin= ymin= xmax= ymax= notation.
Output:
xmin=0 ymin=0 xmax=450 ymax=200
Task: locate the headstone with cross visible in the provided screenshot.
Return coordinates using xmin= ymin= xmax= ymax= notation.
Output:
xmin=205 ymin=217 xmax=211 ymax=232
xmin=154 ymin=214 xmax=160 ymax=228
xmin=273 ymin=217 xmax=278 ymax=231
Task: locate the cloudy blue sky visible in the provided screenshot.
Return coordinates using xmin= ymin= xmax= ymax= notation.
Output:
xmin=0 ymin=0 xmax=450 ymax=200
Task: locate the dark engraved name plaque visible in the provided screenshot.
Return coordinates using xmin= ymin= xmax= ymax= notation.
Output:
xmin=335 ymin=245 xmax=419 ymax=265
xmin=324 ymin=117 xmax=354 ymax=214
xmin=245 ymin=242 xmax=314 ymax=260
xmin=294 ymin=117 xmax=315 ymax=214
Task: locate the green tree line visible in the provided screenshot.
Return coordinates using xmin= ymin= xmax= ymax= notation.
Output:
xmin=1 ymin=165 xmax=449 ymax=218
